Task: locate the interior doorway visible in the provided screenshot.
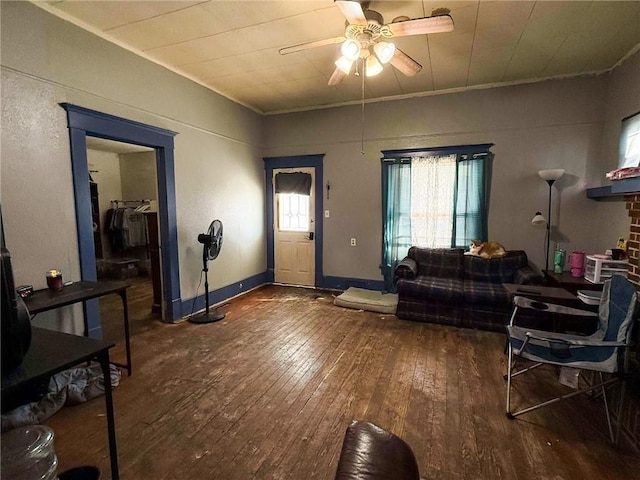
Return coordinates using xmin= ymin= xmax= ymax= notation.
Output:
xmin=62 ymin=103 xmax=181 ymax=339
xmin=86 ymin=137 xmax=162 ymax=340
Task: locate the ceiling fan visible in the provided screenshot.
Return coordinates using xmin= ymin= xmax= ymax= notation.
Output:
xmin=279 ymin=0 xmax=454 ymax=85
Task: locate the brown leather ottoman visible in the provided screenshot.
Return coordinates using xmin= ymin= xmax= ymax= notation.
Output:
xmin=334 ymin=420 xmax=420 ymax=480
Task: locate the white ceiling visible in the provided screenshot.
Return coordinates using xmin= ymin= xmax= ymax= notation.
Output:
xmin=37 ymin=1 xmax=640 ymax=115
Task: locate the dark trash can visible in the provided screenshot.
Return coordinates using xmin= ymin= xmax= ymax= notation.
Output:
xmin=58 ymin=465 xmax=101 ymax=480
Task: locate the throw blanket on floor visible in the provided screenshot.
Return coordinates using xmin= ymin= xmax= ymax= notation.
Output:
xmin=1 ymin=363 xmax=121 ymax=432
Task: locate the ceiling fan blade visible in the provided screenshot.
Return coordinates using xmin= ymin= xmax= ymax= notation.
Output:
xmin=328 ymin=67 xmax=347 ymax=85
xmin=279 ymin=36 xmax=345 ymax=55
xmin=389 ymin=48 xmax=422 ymax=77
xmin=335 ymin=0 xmax=368 ymax=26
xmin=387 ymin=14 xmax=454 ymax=37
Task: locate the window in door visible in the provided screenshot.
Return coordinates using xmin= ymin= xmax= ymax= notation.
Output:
xmin=278 ymin=193 xmax=310 ymax=232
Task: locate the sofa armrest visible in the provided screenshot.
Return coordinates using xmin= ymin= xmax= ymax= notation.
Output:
xmin=514 ymin=265 xmax=544 ymax=285
xmin=395 ymin=257 xmax=418 ymax=281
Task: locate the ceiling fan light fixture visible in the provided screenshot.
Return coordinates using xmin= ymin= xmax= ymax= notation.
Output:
xmin=341 ymin=39 xmax=361 ymax=61
xmin=365 ymin=55 xmax=383 ymax=77
xmin=335 ymin=56 xmax=354 ymax=74
xmin=281 ymin=1 xmax=454 ymax=87
xmin=374 ymin=41 xmax=395 ymax=64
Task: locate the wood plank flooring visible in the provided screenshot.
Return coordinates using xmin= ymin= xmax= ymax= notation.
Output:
xmin=45 ymin=281 xmax=640 ymax=479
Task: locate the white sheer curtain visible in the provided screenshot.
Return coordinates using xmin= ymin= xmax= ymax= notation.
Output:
xmin=411 ymin=154 xmax=457 ymax=247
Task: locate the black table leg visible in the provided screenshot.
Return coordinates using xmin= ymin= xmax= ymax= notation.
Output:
xmin=118 ymin=289 xmax=132 ymax=376
xmin=99 ymin=350 xmax=119 ymax=480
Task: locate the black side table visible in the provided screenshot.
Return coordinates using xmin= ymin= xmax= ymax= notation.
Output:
xmin=543 ymin=270 xmax=602 ymax=295
xmin=24 ymin=280 xmax=132 ymax=376
xmin=503 ymin=283 xmax=597 ymax=334
xmin=1 ymin=327 xmax=120 ymax=480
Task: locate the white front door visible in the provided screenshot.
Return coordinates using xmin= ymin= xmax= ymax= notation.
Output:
xmin=274 ymin=167 xmax=315 ymax=286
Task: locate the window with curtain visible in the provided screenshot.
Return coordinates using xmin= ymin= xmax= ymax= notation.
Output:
xmin=380 ymin=144 xmax=494 ymax=291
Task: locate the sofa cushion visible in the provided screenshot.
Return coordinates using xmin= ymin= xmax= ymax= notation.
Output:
xmin=464 ymin=281 xmax=510 ymax=306
xmin=397 ymin=276 xmax=464 ymax=302
xmin=397 ymin=298 xmax=462 ymax=326
xmin=408 ymin=247 xmax=464 ymax=280
xmin=464 ymin=250 xmax=529 ymax=284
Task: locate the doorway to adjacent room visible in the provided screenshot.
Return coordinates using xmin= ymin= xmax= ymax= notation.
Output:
xmin=62 ymin=103 xmax=181 ymax=338
xmin=86 ymin=137 xmax=162 ymax=342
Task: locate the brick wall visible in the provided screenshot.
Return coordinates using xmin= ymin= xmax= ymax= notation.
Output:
xmin=621 ymin=194 xmax=640 ymax=449
xmin=625 ymin=193 xmax=640 ymax=285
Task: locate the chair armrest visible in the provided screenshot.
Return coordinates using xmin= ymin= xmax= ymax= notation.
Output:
xmin=514 ymin=332 xmax=628 ymax=357
xmin=514 ymin=265 xmax=544 ymax=285
xmin=524 ymin=331 xmax=628 ymax=348
xmin=395 ymin=257 xmax=418 ymax=281
xmin=513 ymin=296 xmax=598 ymax=317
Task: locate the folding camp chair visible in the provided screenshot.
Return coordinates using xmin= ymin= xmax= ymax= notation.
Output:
xmin=505 ymin=275 xmax=638 ymax=443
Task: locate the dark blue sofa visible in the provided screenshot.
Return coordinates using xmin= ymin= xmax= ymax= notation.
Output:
xmin=394 ymin=247 xmax=543 ymax=332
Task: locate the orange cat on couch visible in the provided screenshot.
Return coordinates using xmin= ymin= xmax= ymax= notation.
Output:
xmin=464 ymin=240 xmax=506 ymax=259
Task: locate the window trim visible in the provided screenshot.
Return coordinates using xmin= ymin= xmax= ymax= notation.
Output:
xmin=381 ymin=143 xmax=494 ymax=160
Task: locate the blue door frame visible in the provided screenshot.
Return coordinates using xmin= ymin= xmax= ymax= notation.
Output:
xmin=264 ymin=155 xmax=324 ymax=286
xmin=61 ymin=103 xmax=182 ymax=336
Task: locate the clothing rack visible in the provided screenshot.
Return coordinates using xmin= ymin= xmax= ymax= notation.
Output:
xmin=110 ymin=199 xmax=151 ymax=212
xmin=106 ymin=200 xmax=151 ymax=253
xmin=111 ymin=199 xmax=149 ymax=205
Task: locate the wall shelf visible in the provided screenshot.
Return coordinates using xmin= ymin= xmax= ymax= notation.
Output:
xmin=586 ymin=177 xmax=640 ymax=200
xmin=586 ymin=186 xmax=617 ymax=200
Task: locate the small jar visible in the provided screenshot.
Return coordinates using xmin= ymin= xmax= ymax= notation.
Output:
xmin=1 ymin=425 xmax=58 ymax=480
xmin=46 ymin=269 xmax=63 ymax=291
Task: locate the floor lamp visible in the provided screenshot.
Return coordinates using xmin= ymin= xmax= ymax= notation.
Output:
xmin=532 ymin=169 xmax=565 ymax=273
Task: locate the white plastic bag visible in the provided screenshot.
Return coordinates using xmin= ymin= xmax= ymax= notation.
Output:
xmin=559 ymin=366 xmax=581 ymax=389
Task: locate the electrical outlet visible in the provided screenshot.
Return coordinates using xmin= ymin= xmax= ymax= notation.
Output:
xmin=325 ymin=210 xmax=330 ymax=218
xmin=350 ymin=238 xmax=356 ymax=247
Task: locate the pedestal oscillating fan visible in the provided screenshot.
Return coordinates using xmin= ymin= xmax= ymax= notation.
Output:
xmin=189 ymin=219 xmax=225 ymax=324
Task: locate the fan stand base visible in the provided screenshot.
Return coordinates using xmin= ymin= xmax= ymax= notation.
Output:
xmin=188 ymin=309 xmax=225 ymax=324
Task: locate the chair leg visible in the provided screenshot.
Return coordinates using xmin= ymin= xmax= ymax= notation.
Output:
xmin=615 ymin=347 xmax=631 ymax=445
xmin=510 ymin=362 xmax=544 ymax=378
xmin=615 ymin=376 xmax=626 ymax=445
xmin=506 ymin=342 xmax=514 ymax=418
xmin=508 ymin=376 xmax=618 ymax=419
xmin=599 ymin=372 xmax=615 ymax=443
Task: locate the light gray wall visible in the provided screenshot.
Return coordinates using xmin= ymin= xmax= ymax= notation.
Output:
xmin=1 ymin=2 xmax=265 ymax=328
xmin=120 ymin=151 xmax=157 ymax=202
xmin=88 ymin=149 xmax=123 ymax=259
xmin=263 ymin=59 xmax=639 ymax=278
xmin=1 ymin=1 xmax=638 ymax=310
xmin=586 ymin=51 xmax=640 ymax=253
xmin=601 ymin=51 xmax=640 ymax=176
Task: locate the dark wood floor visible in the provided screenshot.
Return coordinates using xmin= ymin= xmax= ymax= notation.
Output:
xmin=46 ymin=280 xmax=640 ymax=479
